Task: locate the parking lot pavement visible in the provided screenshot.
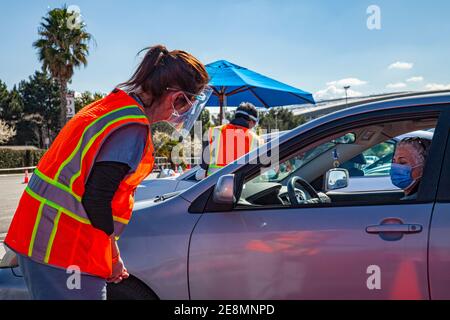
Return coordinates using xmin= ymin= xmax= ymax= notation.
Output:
xmin=0 ymin=172 xmax=159 ymax=241
xmin=0 ymin=242 xmax=5 ymax=258
xmin=0 ymin=174 xmax=28 ymax=236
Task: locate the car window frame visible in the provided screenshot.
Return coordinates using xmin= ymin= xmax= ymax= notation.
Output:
xmin=235 ymin=118 xmax=433 ymax=210
xmin=195 ymin=105 xmax=450 ymax=213
xmin=435 ymin=111 xmax=450 ymax=203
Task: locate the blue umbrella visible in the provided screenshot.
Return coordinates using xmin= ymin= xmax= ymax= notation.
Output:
xmin=205 ymin=60 xmax=315 ymax=123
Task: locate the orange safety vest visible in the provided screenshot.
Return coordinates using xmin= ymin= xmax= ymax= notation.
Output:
xmin=207 ymin=123 xmax=261 ymax=176
xmin=5 ymin=89 xmax=154 ymax=279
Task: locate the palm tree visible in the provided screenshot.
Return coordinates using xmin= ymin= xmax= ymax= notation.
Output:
xmin=33 ymin=5 xmax=92 ymax=127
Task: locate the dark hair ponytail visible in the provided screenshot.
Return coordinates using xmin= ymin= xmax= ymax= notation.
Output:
xmin=119 ymin=44 xmax=209 ymax=105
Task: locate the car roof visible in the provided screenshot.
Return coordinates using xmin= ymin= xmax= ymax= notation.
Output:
xmin=279 ymin=92 xmax=450 ymax=145
xmin=180 ymin=93 xmax=450 ymax=203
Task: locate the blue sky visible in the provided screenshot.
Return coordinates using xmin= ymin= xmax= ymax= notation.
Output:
xmin=1 ymin=0 xmax=450 ymax=101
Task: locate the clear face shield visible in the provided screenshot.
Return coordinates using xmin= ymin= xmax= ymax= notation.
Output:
xmin=166 ymin=86 xmax=213 ymax=139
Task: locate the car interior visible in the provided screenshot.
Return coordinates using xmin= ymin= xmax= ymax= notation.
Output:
xmin=236 ymin=118 xmax=437 ymax=209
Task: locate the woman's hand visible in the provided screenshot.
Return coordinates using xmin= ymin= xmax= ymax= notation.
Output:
xmin=107 ymin=235 xmax=129 ymax=283
xmin=107 ymin=256 xmax=129 ymax=284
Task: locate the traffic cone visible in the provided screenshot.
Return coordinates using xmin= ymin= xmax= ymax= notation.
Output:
xmin=23 ymin=170 xmax=29 ymax=184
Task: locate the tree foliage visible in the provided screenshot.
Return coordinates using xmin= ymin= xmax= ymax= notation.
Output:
xmin=0 ymin=119 xmax=16 ymax=145
xmin=199 ymin=108 xmax=212 ymax=134
xmin=0 ymin=80 xmax=9 ymax=118
xmin=152 ymin=130 xmax=180 ymax=162
xmin=209 ymin=107 xmax=306 ymax=132
xmin=258 ymin=108 xmax=306 ymax=132
xmin=75 ymin=91 xmax=105 ymax=113
xmin=16 ymin=71 xmax=61 ymax=147
xmin=211 ymin=110 xmax=233 ymax=126
xmin=0 ymin=72 xmax=62 ymax=147
xmin=33 ymin=5 xmax=92 ymax=126
xmin=1 ymin=86 xmax=23 ymax=122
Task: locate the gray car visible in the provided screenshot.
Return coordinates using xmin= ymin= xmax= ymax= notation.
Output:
xmin=3 ymin=92 xmax=450 ymax=300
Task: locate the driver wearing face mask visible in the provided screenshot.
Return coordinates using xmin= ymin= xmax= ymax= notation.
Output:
xmin=390 ymin=137 xmax=431 ymax=200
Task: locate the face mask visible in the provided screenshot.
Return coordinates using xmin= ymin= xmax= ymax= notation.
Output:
xmin=390 ymin=163 xmax=421 ymax=189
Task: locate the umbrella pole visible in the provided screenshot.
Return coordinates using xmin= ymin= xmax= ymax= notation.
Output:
xmin=219 ymin=95 xmax=224 ymax=125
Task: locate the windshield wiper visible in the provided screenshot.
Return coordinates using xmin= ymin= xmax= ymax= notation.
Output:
xmin=153 ymin=191 xmax=181 ymax=202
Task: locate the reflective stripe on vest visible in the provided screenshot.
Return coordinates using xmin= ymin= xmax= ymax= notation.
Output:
xmin=207 ymin=126 xmax=224 ymax=176
xmin=24 ymin=185 xmax=89 ymax=263
xmin=5 ymin=89 xmax=154 ymax=278
xmin=54 ymin=106 xmax=147 ymax=188
xmin=208 ymin=126 xmax=221 ymax=168
xmin=25 ymin=163 xmax=132 ymax=263
xmin=24 ymin=107 xmax=144 ymax=263
xmin=113 ymin=219 xmax=127 ymax=238
xmin=29 ymin=169 xmax=89 ymax=221
xmin=207 ymin=164 xmax=223 ymax=176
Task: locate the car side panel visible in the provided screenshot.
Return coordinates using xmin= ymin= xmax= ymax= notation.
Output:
xmin=189 ymin=204 xmax=432 ymax=299
xmin=428 ymin=203 xmax=450 ymax=299
xmin=118 ymin=197 xmax=200 ymax=299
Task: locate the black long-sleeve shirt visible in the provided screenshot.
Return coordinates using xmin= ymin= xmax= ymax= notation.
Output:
xmin=81 ymin=161 xmax=130 ymax=236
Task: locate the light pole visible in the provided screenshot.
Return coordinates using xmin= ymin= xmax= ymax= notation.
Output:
xmin=344 ymin=85 xmax=351 ymax=107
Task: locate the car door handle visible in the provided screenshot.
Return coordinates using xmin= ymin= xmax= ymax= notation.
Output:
xmin=366 ymin=223 xmax=422 ymax=234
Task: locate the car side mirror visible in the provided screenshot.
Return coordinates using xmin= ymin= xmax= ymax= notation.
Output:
xmin=0 ymin=244 xmax=18 ymax=269
xmin=213 ymin=174 xmax=236 ymax=205
xmin=325 ymin=168 xmax=349 ymax=191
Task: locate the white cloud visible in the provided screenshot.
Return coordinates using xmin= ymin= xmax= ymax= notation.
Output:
xmin=315 ymin=77 xmax=367 ymax=100
xmin=406 ymin=76 xmax=424 ymax=83
xmin=386 ymin=82 xmax=407 ymax=89
xmin=388 ymin=61 xmax=414 ymax=70
xmin=314 ymin=85 xmax=363 ymax=101
xmin=425 ymin=83 xmax=450 ymax=91
xmin=326 ymin=78 xmax=367 ymax=87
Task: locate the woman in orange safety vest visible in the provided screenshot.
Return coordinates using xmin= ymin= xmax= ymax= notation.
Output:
xmin=5 ymin=45 xmax=212 ymax=300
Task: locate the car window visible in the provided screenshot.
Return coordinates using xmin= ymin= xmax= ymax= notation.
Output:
xmin=340 ymin=141 xmax=396 ymax=178
xmin=236 ymin=120 xmax=437 ymax=209
xmin=253 ymin=133 xmax=355 ymax=183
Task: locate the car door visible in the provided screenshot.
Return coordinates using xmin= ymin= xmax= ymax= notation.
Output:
xmin=188 ymin=110 xmax=448 ymax=300
xmin=428 ymin=119 xmax=450 ymax=299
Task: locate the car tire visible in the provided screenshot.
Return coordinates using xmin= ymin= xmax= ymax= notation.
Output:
xmin=107 ymin=276 xmax=158 ymax=300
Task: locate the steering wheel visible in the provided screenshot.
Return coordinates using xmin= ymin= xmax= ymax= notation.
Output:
xmin=287 ymin=176 xmax=321 ymax=206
